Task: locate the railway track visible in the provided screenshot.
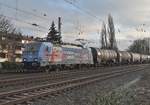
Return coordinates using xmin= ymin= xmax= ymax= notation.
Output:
xmin=0 ymin=64 xmax=148 ymax=89
xmin=0 ymin=65 xmax=145 ymax=105
xmin=0 ymin=65 xmax=148 ymax=105
xmin=0 ymin=64 xmax=147 ymax=80
xmin=0 ymin=63 xmax=147 ymax=80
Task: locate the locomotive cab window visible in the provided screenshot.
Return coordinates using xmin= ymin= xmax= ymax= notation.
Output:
xmin=24 ymin=42 xmax=41 ymax=52
xmin=45 ymin=46 xmax=51 ymax=53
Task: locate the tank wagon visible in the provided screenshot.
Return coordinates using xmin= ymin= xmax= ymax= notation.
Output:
xmin=148 ymin=55 xmax=150 ymax=62
xmin=140 ymin=54 xmax=149 ymax=63
xmin=22 ymin=42 xmax=150 ymax=71
xmin=91 ymin=48 xmax=118 ymax=65
xmin=130 ymin=53 xmax=141 ymax=63
xmin=89 ymin=47 xmax=148 ymax=66
xmin=117 ymin=51 xmax=131 ymax=64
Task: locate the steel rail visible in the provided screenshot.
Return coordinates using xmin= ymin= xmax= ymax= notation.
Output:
xmin=0 ymin=63 xmax=148 ymax=79
xmin=0 ymin=64 xmax=147 ymax=88
xmin=0 ymin=66 xmax=147 ymax=105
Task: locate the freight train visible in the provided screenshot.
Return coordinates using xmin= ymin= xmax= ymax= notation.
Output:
xmin=22 ymin=42 xmax=150 ymax=71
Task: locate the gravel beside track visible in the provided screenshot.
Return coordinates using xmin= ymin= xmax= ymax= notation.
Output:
xmin=133 ymin=64 xmax=150 ymax=105
xmin=0 ymin=64 xmax=149 ymax=105
xmin=31 ymin=65 xmax=150 ymax=105
xmin=0 ymin=64 xmax=148 ymax=92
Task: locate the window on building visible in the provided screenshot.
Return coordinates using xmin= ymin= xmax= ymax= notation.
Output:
xmin=2 ymin=37 xmax=6 ymax=40
xmin=15 ymin=54 xmax=22 ymax=58
xmin=0 ymin=53 xmax=6 ymax=58
xmin=15 ymin=45 xmax=22 ymax=50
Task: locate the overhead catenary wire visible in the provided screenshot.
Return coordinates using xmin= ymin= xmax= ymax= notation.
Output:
xmin=0 ymin=1 xmax=103 ymax=25
xmin=0 ymin=2 xmax=67 ymax=33
xmin=1 ymin=1 xmax=101 ymax=31
xmin=0 ymin=14 xmax=48 ymax=30
xmin=0 ymin=2 xmax=49 ymax=30
xmin=64 ymin=0 xmax=103 ymax=22
xmin=0 ymin=1 xmax=104 ymax=38
xmin=0 ymin=14 xmax=48 ymax=33
xmin=19 ymin=26 xmax=47 ymax=34
xmin=0 ymin=2 xmax=50 ymax=21
xmin=64 ymin=0 xmax=103 ymax=41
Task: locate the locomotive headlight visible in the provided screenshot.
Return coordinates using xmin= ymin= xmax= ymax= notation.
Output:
xmin=98 ymin=52 xmax=101 ymax=56
xmin=23 ymin=58 xmax=26 ymax=61
xmin=34 ymin=58 xmax=38 ymax=61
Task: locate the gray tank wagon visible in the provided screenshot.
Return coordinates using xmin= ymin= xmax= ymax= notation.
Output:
xmin=140 ymin=54 xmax=149 ymax=63
xmin=95 ymin=49 xmax=118 ymax=65
xmin=130 ymin=53 xmax=141 ymax=63
xmin=117 ymin=51 xmax=131 ymax=64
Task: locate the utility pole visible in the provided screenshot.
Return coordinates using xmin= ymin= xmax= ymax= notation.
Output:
xmin=58 ymin=17 xmax=61 ymax=37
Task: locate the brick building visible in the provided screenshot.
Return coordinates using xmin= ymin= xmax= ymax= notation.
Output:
xmin=0 ymin=32 xmax=33 ymax=62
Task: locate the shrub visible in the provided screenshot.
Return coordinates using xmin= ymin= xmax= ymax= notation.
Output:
xmin=93 ymin=89 xmax=136 ymax=105
xmin=0 ymin=62 xmax=23 ymax=72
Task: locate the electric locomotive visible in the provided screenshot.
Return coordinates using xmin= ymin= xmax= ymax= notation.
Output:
xmin=22 ymin=42 xmax=93 ymax=70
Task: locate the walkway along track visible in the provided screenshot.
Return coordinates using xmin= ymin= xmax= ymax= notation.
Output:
xmin=0 ymin=64 xmax=148 ymax=89
xmin=0 ymin=65 xmax=148 ymax=105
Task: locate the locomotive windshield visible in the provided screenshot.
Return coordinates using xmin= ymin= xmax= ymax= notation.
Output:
xmin=24 ymin=42 xmax=41 ymax=52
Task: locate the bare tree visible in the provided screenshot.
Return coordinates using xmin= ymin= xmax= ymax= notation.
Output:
xmin=0 ymin=15 xmax=22 ymax=62
xmin=128 ymin=39 xmax=149 ymax=54
xmin=107 ymin=14 xmax=118 ymax=50
xmin=101 ymin=22 xmax=108 ymax=49
xmin=0 ymin=15 xmax=16 ymax=33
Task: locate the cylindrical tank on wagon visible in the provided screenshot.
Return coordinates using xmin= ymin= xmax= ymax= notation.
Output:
xmin=130 ymin=53 xmax=141 ymax=63
xmin=148 ymin=55 xmax=150 ymax=62
xmin=96 ymin=49 xmax=117 ymax=64
xmin=140 ymin=54 xmax=148 ymax=63
xmin=117 ymin=51 xmax=131 ymax=63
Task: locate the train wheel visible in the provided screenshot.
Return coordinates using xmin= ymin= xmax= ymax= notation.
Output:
xmin=45 ymin=66 xmax=50 ymax=73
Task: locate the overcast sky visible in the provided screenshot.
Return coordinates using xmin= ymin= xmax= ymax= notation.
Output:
xmin=0 ymin=0 xmax=150 ymax=50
